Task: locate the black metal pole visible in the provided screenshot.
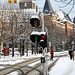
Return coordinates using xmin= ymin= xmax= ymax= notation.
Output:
xmin=12 ymin=37 xmax=14 ymax=57
xmin=22 ymin=40 xmax=24 ymax=56
xmin=20 ymin=39 xmax=22 ymax=57
xmin=32 ymin=45 xmax=33 ymax=54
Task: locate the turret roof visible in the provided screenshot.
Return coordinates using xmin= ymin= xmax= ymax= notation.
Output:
xmin=43 ymin=0 xmax=54 ymax=14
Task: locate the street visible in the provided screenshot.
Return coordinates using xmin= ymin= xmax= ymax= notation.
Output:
xmin=0 ymin=51 xmax=72 ymax=75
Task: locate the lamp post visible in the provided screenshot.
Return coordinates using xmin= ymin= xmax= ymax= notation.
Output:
xmin=71 ymin=41 xmax=74 ymax=50
xmin=49 ymin=42 xmax=51 ymax=52
xmin=62 ymin=41 xmax=64 ymax=51
xmin=20 ymin=39 xmax=22 ymax=57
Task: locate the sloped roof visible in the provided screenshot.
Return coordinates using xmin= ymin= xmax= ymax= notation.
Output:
xmin=62 ymin=11 xmax=71 ymax=22
xmin=57 ymin=10 xmax=71 ymax=22
xmin=43 ymin=0 xmax=54 ymax=14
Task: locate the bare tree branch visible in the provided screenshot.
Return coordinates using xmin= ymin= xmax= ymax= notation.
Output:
xmin=68 ymin=0 xmax=75 ymax=14
xmin=62 ymin=0 xmax=68 ymax=2
xmin=59 ymin=0 xmax=72 ymax=8
xmin=54 ymin=0 xmax=75 ymax=14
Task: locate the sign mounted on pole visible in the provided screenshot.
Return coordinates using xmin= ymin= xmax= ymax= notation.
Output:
xmin=14 ymin=0 xmax=17 ymax=4
xmin=30 ymin=15 xmax=40 ymax=27
xmin=8 ymin=0 xmax=12 ymax=4
xmin=4 ymin=48 xmax=9 ymax=56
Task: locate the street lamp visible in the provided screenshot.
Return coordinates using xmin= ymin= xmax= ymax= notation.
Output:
xmin=62 ymin=41 xmax=64 ymax=51
xmin=71 ymin=41 xmax=74 ymax=50
xmin=49 ymin=42 xmax=51 ymax=52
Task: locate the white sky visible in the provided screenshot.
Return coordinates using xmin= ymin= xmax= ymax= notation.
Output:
xmin=0 ymin=0 xmax=75 ymax=19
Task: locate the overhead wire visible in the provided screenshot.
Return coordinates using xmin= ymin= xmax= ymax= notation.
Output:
xmin=54 ymin=0 xmax=75 ymax=15
xmin=68 ymin=0 xmax=75 ymax=14
xmin=59 ymin=0 xmax=72 ymax=8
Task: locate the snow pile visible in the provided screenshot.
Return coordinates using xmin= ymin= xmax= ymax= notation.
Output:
xmin=47 ymin=51 xmax=68 ymax=57
xmin=54 ymin=51 xmax=68 ymax=56
xmin=49 ymin=57 xmax=75 ymax=75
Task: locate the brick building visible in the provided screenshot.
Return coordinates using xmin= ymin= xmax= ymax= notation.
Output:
xmin=42 ymin=0 xmax=67 ymax=50
xmin=19 ymin=0 xmax=35 ymax=9
xmin=64 ymin=21 xmax=74 ymax=37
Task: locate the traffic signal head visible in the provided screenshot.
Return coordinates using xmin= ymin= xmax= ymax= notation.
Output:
xmin=40 ymin=33 xmax=47 ymax=48
xmin=30 ymin=15 xmax=40 ymax=27
xmin=30 ymin=35 xmax=40 ymax=43
xmin=30 ymin=32 xmax=40 ymax=43
xmin=30 ymin=32 xmax=47 ymax=48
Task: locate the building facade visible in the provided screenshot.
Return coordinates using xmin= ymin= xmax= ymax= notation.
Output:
xmin=19 ymin=0 xmax=35 ymax=9
xmin=64 ymin=21 xmax=74 ymax=37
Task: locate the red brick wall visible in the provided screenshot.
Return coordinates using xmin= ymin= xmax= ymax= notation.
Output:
xmin=64 ymin=21 xmax=74 ymax=37
xmin=44 ymin=15 xmax=53 ymax=26
xmin=32 ymin=2 xmax=35 ymax=8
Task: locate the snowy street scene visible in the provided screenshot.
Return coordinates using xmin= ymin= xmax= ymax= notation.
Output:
xmin=0 ymin=51 xmax=75 ymax=75
xmin=0 ymin=0 xmax=75 ymax=75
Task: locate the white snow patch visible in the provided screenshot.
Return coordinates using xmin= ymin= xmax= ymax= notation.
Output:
xmin=49 ymin=57 xmax=75 ymax=75
xmin=31 ymin=15 xmax=39 ymax=19
xmin=0 ymin=60 xmax=25 ymax=65
xmin=57 ymin=10 xmax=65 ymax=19
xmin=7 ymin=71 xmax=18 ymax=75
xmin=28 ymin=60 xmax=40 ymax=67
xmin=0 ymin=66 xmax=4 ymax=69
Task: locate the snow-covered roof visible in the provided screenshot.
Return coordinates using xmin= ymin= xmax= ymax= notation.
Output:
xmin=57 ymin=10 xmax=64 ymax=19
xmin=31 ymin=31 xmax=40 ymax=35
xmin=31 ymin=15 xmax=39 ymax=19
xmin=56 ymin=10 xmax=71 ymax=22
xmin=63 ymin=20 xmax=74 ymax=25
xmin=31 ymin=31 xmax=46 ymax=35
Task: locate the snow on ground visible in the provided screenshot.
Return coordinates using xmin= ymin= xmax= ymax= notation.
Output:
xmin=0 ymin=66 xmax=4 ymax=69
xmin=1 ymin=50 xmax=75 ymax=75
xmin=47 ymin=50 xmax=68 ymax=57
xmin=48 ymin=58 xmax=57 ymax=65
xmin=0 ymin=51 xmax=68 ymax=66
xmin=0 ymin=50 xmax=72 ymax=75
xmin=7 ymin=71 xmax=18 ymax=75
xmin=0 ymin=60 xmax=25 ymax=65
xmin=49 ymin=57 xmax=75 ymax=75
xmin=28 ymin=60 xmax=40 ymax=67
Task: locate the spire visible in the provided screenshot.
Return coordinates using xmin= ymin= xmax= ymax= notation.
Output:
xmin=43 ymin=0 xmax=54 ymax=14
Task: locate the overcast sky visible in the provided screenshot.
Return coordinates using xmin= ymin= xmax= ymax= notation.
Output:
xmin=1 ymin=0 xmax=75 ymax=19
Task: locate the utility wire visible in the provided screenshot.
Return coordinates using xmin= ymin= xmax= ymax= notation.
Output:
xmin=54 ymin=0 xmax=75 ymax=15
